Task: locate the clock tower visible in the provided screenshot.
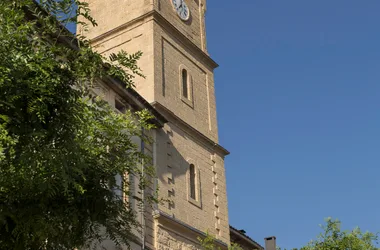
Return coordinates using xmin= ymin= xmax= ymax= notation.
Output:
xmin=79 ymin=0 xmax=230 ymax=249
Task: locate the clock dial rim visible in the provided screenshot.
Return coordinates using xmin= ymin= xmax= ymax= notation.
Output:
xmin=171 ymin=0 xmax=190 ymax=21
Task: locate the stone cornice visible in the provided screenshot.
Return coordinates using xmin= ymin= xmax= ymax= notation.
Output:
xmin=152 ymin=11 xmax=219 ymax=69
xmin=151 ymin=102 xmax=229 ymax=157
xmin=153 ymin=210 xmax=228 ymax=248
xmin=90 ymin=10 xmax=155 ymax=44
xmin=90 ymin=10 xmax=219 ymax=70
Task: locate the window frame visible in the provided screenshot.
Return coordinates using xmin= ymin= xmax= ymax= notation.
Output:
xmin=187 ymin=160 xmax=202 ymax=208
xmin=179 ymin=65 xmax=194 ymax=108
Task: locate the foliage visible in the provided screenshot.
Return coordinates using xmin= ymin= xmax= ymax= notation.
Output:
xmin=0 ymin=0 xmax=155 ymax=249
xmin=198 ymin=232 xmax=243 ymax=250
xmin=280 ymin=218 xmax=379 ymax=250
xmin=229 ymin=243 xmax=244 ymax=250
xmin=199 ymin=232 xmax=216 ymax=250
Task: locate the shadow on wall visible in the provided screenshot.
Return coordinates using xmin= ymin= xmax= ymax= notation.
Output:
xmin=154 ymin=120 xmax=218 ymax=231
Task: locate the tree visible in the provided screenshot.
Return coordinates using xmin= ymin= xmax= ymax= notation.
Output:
xmin=281 ymin=218 xmax=379 ymax=250
xmin=0 ymin=0 xmax=155 ymax=249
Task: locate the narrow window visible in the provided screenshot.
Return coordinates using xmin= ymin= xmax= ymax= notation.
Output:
xmin=189 ymin=164 xmax=196 ymax=200
xmin=182 ymin=69 xmax=189 ymax=99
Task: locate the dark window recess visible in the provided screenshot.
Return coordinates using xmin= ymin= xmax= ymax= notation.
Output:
xmin=190 ymin=164 xmax=196 ymax=200
xmin=182 ymin=69 xmax=189 ymax=99
xmin=115 ymin=99 xmax=126 ymax=113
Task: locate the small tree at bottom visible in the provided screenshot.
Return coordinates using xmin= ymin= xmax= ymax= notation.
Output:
xmin=198 ymin=232 xmax=243 ymax=250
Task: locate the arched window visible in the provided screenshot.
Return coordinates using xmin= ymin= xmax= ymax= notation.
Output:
xmin=182 ymin=69 xmax=189 ymax=99
xmin=189 ymin=164 xmax=196 ymax=200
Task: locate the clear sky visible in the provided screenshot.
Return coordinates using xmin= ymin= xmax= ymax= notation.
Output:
xmin=205 ymin=0 xmax=380 ymax=248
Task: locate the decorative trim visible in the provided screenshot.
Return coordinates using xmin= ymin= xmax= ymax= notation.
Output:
xmin=211 ymin=152 xmax=221 ymax=235
xmin=199 ymin=0 xmax=208 ymax=52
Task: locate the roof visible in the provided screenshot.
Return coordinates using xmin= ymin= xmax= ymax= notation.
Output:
xmin=230 ymin=225 xmax=264 ymax=250
xmin=103 ymin=75 xmax=167 ymax=127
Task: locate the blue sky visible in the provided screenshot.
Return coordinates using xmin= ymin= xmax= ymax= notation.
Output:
xmin=206 ymin=0 xmax=380 ymax=248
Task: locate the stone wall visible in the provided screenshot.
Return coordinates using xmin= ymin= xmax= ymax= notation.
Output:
xmin=153 ymin=24 xmax=219 ymax=142
xmin=154 ymin=0 xmax=204 ymax=50
xmin=79 ymin=0 xmax=230 ymax=248
xmin=80 ymin=0 xmax=154 ymax=41
xmin=155 ymin=121 xmax=229 ymax=244
xmin=156 ymin=226 xmax=201 ymax=250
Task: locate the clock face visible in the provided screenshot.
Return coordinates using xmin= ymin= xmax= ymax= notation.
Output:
xmin=172 ymin=0 xmax=190 ymax=21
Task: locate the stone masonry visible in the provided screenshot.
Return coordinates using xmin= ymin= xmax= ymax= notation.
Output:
xmin=79 ymin=0 xmax=229 ymax=248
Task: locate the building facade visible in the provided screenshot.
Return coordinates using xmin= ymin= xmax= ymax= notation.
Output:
xmin=79 ymin=0 xmax=230 ymax=249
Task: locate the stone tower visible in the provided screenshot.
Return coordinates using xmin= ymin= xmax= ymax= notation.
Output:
xmin=79 ymin=0 xmax=230 ymax=249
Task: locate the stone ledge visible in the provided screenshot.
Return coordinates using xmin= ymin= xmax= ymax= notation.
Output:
xmin=153 ymin=210 xmax=228 ymax=248
xmin=90 ymin=10 xmax=219 ymax=70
